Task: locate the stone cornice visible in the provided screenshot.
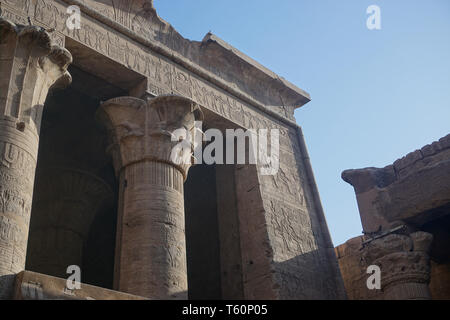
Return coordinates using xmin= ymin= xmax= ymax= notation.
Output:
xmin=59 ymin=0 xmax=308 ymax=126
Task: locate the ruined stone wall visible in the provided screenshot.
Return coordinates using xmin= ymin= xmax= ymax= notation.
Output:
xmin=340 ymin=134 xmax=450 ymax=300
xmin=336 ymin=238 xmax=450 ymax=300
xmin=335 ymin=237 xmax=383 ymax=300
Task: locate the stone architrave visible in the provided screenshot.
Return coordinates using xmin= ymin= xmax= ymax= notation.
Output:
xmin=97 ymin=95 xmax=203 ymax=299
xmin=0 ymin=18 xmax=72 ymax=299
xmin=363 ymin=231 xmax=434 ymax=300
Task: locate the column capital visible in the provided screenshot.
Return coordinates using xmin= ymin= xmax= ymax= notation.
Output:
xmin=0 ymin=18 xmax=72 ymax=133
xmin=363 ymin=231 xmax=433 ymax=297
xmin=98 ymin=95 xmax=203 ymax=180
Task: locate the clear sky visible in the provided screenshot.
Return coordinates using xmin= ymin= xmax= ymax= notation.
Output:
xmin=154 ymin=0 xmax=450 ymax=245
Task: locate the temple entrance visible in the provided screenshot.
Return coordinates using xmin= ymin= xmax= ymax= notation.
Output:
xmin=184 ymin=115 xmax=250 ymax=300
xmin=25 ymin=65 xmax=125 ymax=289
xmin=25 ymin=37 xmax=150 ymax=290
xmin=25 ymin=38 xmax=252 ymax=298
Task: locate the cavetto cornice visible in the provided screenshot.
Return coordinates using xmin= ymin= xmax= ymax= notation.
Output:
xmin=57 ymin=0 xmax=310 ymax=125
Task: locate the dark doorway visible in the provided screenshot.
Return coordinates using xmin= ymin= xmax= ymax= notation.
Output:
xmin=183 ymin=122 xmax=246 ymax=300
xmin=25 ymin=65 xmax=124 ymax=289
xmin=184 ymin=164 xmax=222 ymax=299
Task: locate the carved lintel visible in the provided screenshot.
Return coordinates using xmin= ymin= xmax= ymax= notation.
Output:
xmin=0 ymin=18 xmax=72 ymax=133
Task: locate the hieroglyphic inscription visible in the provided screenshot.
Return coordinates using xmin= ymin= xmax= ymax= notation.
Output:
xmin=1 ymin=0 xmax=31 ymax=14
xmin=29 ymin=0 xmax=285 ymax=133
xmin=0 ymin=142 xmax=36 ymax=186
xmin=7 ymin=0 xmax=312 ymax=238
xmin=0 ymin=141 xmax=35 ymax=236
xmin=2 ymin=0 xmax=295 ymax=126
xmin=0 ymin=7 xmax=29 ymax=26
xmin=267 ymin=198 xmax=316 ymax=257
xmin=0 ymin=215 xmax=24 ymax=246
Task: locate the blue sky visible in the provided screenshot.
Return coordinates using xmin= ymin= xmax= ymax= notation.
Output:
xmin=154 ymin=0 xmax=450 ymax=245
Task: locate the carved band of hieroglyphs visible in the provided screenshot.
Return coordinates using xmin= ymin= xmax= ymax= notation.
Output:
xmin=0 ymin=186 xmax=33 ymax=221
xmin=26 ymin=0 xmax=281 ymax=131
xmin=2 ymin=0 xmax=295 ymax=125
xmin=266 ymin=198 xmax=316 ymax=255
xmin=0 ymin=7 xmax=29 ymax=25
xmin=2 ymin=0 xmax=297 ymax=147
xmin=119 ymin=161 xmax=187 ymax=298
xmin=126 ymin=161 xmax=184 ymax=194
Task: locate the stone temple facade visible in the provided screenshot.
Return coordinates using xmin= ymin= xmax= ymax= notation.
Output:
xmin=2 ymin=1 xmax=447 ymax=302
xmin=0 ymin=0 xmax=347 ymax=300
xmin=338 ymin=134 xmax=450 ymax=300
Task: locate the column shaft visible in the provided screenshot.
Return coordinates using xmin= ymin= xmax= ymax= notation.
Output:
xmin=0 ymin=119 xmax=38 ymax=298
xmin=118 ymin=161 xmax=187 ymax=299
xmin=98 ymin=95 xmax=203 ymax=299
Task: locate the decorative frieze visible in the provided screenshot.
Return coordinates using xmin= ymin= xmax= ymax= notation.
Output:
xmin=2 ymin=0 xmax=298 ymax=131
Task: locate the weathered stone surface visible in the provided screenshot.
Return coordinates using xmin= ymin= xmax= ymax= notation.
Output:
xmin=64 ymin=0 xmax=310 ymax=117
xmin=0 ymin=0 xmax=346 ymax=300
xmin=337 ymin=232 xmax=434 ymax=300
xmin=340 ymin=134 xmax=450 ymax=300
xmin=0 ymin=0 xmax=308 ymax=125
xmin=335 ymin=236 xmax=383 ymax=300
xmin=337 ymin=236 xmax=450 ymax=300
xmin=0 ymin=18 xmax=71 ymax=299
xmin=14 ymin=271 xmax=147 ymax=300
xmin=98 ymin=95 xmax=202 ymax=299
xmin=342 ymin=134 xmax=450 ymax=233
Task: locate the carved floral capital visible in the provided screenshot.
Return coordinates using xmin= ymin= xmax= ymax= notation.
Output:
xmin=363 ymin=231 xmax=433 ymax=290
xmin=98 ymin=95 xmax=203 ymax=179
xmin=0 ymin=18 xmax=72 ymax=132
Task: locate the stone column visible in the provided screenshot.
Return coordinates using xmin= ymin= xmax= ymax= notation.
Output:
xmin=363 ymin=231 xmax=434 ymax=300
xmin=0 ymin=18 xmax=72 ymax=299
xmin=98 ymin=95 xmax=203 ymax=299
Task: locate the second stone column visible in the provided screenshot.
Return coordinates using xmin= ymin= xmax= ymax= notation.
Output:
xmin=98 ymin=95 xmax=202 ymax=299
